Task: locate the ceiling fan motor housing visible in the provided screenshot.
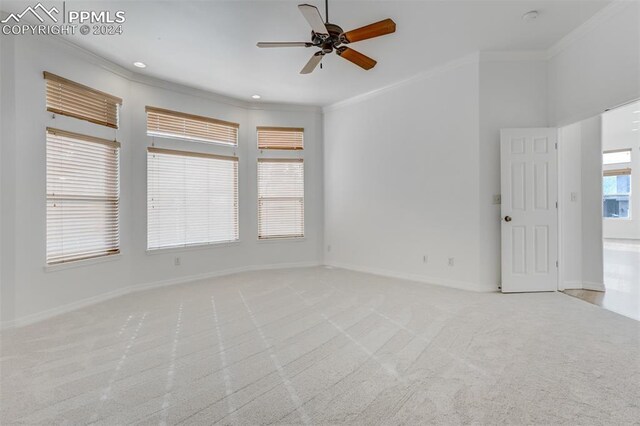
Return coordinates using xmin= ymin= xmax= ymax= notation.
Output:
xmin=312 ymin=23 xmax=344 ymax=53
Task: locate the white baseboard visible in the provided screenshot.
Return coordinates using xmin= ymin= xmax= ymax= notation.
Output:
xmin=582 ymin=281 xmax=605 ymax=292
xmin=325 ymin=261 xmax=497 ymax=293
xmin=561 ymin=281 xmax=584 ymax=290
xmin=0 ymin=261 xmax=320 ymax=330
xmin=560 ymin=281 xmax=605 ymax=292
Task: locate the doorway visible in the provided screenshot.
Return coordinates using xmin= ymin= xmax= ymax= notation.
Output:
xmin=563 ymin=101 xmax=640 ymax=320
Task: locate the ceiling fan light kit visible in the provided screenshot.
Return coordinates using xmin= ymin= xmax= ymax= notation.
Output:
xmin=257 ymin=0 xmax=396 ymax=74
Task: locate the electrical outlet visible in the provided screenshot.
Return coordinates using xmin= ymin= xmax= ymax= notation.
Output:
xmin=570 ymin=192 xmax=578 ymax=202
xmin=327 ymin=245 xmax=331 ymax=252
xmin=448 ymin=257 xmax=455 ymax=267
xmin=493 ymin=194 xmax=502 ymax=205
xmin=423 ymin=255 xmax=428 ymax=264
xmin=174 ymin=257 xmax=181 ymax=266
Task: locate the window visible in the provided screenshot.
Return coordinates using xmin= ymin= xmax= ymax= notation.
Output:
xmin=603 ymin=169 xmax=631 ymax=219
xmin=46 ymin=128 xmax=120 ymax=264
xmin=257 ymin=127 xmax=304 ymax=150
xmin=146 ymin=106 xmax=239 ymax=146
xmin=44 ymin=72 xmax=122 ymax=129
xmin=603 ymin=149 xmax=631 ymax=165
xmin=257 ymin=159 xmax=304 ymax=239
xmin=147 ymin=148 xmax=239 ymax=250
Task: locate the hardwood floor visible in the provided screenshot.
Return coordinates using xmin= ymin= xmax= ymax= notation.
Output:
xmin=564 ymin=239 xmax=640 ymax=321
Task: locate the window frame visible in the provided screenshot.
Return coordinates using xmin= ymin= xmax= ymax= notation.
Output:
xmin=46 ymin=127 xmax=121 ymax=265
xmin=603 ymin=148 xmax=632 ymax=166
xmin=146 ymin=147 xmax=240 ymax=251
xmin=602 ymin=167 xmax=632 ymax=220
xmin=257 ymin=158 xmax=305 ymax=240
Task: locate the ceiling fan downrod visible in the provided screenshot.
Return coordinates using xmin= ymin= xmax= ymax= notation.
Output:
xmin=325 ymin=0 xmax=329 ymax=24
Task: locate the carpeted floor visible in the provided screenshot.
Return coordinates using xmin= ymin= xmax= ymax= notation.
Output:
xmin=1 ymin=267 xmax=639 ymax=424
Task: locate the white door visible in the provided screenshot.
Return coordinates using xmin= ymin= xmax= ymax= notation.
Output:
xmin=501 ymin=128 xmax=558 ymax=292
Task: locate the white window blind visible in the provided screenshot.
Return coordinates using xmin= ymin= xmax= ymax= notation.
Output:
xmin=46 ymin=128 xmax=120 ymax=264
xmin=257 ymin=127 xmax=304 ymax=150
xmin=44 ymin=72 xmax=122 ymax=129
xmin=147 ymin=148 xmax=239 ymax=250
xmin=258 ymin=159 xmax=304 ymax=239
xmin=146 ymin=106 xmax=239 ymax=146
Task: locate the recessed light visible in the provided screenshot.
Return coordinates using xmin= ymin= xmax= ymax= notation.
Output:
xmin=133 ymin=61 xmax=147 ymax=68
xmin=522 ymin=10 xmax=539 ymax=22
xmin=252 ymin=94 xmax=261 ymax=100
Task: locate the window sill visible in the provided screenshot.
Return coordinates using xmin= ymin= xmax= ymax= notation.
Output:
xmin=604 ymin=217 xmax=632 ymax=221
xmin=257 ymin=236 xmax=306 ymax=244
xmin=44 ymin=253 xmax=121 ymax=272
xmin=146 ymin=240 xmax=241 ymax=255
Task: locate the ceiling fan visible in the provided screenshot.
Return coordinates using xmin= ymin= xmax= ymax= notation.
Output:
xmin=256 ymin=0 xmax=396 ymax=74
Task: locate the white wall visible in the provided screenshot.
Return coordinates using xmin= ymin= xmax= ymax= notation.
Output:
xmin=1 ymin=26 xmax=17 ymax=324
xmin=477 ymin=54 xmax=548 ymax=289
xmin=602 ymin=102 xmax=640 ymax=240
xmin=559 ymin=117 xmax=604 ymax=291
xmin=324 ymin=57 xmax=489 ymax=291
xmin=1 ymin=34 xmax=323 ymax=327
xmin=547 ymin=1 xmax=640 ymax=126
xmin=580 ymin=117 xmax=604 ymax=289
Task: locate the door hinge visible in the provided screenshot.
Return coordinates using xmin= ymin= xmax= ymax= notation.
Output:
xmin=555 ymin=142 xmax=558 ymax=149
xmin=556 ymin=260 xmax=559 ymax=268
xmin=555 ymin=201 xmax=558 ymax=209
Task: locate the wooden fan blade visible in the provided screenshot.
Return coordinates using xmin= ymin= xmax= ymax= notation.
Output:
xmin=336 ymin=47 xmax=376 ymax=70
xmin=298 ymin=4 xmax=328 ymax=35
xmin=341 ymin=18 xmax=396 ymax=43
xmin=257 ymin=42 xmax=312 ymax=48
xmin=300 ymin=52 xmax=323 ymax=74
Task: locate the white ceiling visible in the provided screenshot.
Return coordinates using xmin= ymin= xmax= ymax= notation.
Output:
xmin=3 ymin=0 xmax=611 ymax=105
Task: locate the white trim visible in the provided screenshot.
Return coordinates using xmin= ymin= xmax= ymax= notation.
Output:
xmin=29 ymin=30 xmax=322 ymax=114
xmin=257 ymin=237 xmax=307 ymax=244
xmin=0 ymin=261 xmax=320 ymax=330
xmin=325 ymin=261 xmax=497 ymax=293
xmin=323 ymin=53 xmax=479 ymax=113
xmin=145 ymin=240 xmax=241 ymax=255
xmin=561 ymin=281 xmax=584 ymax=290
xmin=583 ymin=281 xmax=606 ymax=291
xmin=43 ymin=253 xmax=121 ymax=272
xmin=546 ymin=1 xmax=634 ymax=59
xmin=479 ymin=51 xmax=547 ymax=62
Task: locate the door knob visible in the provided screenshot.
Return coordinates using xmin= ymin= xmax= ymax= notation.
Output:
xmin=504 ymin=216 xmax=512 ymax=222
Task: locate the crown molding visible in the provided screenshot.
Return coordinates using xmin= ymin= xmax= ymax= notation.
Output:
xmin=479 ymin=51 xmax=547 ymax=62
xmin=546 ymin=0 xmax=635 ymax=59
xmin=29 ymin=30 xmax=322 ymax=114
xmin=323 ymin=53 xmax=480 ymax=113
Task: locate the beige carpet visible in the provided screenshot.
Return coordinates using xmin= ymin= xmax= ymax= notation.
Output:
xmin=1 ymin=267 xmax=639 ymax=424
